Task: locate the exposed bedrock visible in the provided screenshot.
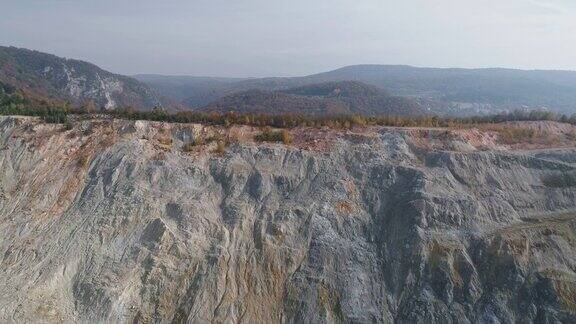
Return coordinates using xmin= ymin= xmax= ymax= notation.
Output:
xmin=0 ymin=116 xmax=575 ymax=323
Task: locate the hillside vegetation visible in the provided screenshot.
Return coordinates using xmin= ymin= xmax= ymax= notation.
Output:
xmin=4 ymin=83 xmax=576 ymax=134
xmin=200 ymin=81 xmax=424 ymax=117
xmin=5 ymin=46 xmax=576 ymax=117
xmin=0 ymin=46 xmax=163 ymax=110
xmin=140 ymin=65 xmax=576 ymax=115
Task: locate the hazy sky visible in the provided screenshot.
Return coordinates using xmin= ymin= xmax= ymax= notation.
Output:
xmin=2 ymin=0 xmax=576 ymax=77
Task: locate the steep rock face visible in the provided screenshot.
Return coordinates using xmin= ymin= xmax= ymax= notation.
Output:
xmin=0 ymin=46 xmax=162 ymax=109
xmin=0 ymin=116 xmax=575 ymax=323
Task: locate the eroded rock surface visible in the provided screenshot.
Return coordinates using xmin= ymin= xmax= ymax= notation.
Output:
xmin=0 ymin=116 xmax=575 ymax=323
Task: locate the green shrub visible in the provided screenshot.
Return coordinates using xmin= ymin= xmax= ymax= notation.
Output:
xmin=41 ymin=109 xmax=68 ymax=123
xmin=63 ymin=119 xmax=73 ymax=131
xmin=255 ymin=127 xmax=293 ymax=144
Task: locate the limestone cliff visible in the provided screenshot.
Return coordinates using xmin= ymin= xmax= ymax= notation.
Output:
xmin=0 ymin=46 xmax=162 ymax=110
xmin=0 ymin=116 xmax=575 ymax=323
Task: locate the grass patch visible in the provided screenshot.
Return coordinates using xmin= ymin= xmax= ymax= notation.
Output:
xmin=213 ymin=140 xmax=227 ymax=155
xmin=478 ymin=124 xmax=537 ymax=144
xmin=77 ymin=155 xmax=91 ymax=168
xmin=157 ymin=136 xmax=173 ymax=146
xmin=498 ymin=127 xmax=536 ymax=144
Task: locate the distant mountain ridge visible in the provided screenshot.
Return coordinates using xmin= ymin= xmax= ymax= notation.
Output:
xmin=138 ymin=65 xmax=576 ymax=115
xmin=5 ymin=45 xmax=576 ymax=116
xmin=0 ymin=46 xmax=163 ymax=110
xmin=199 ymin=81 xmax=424 ymax=116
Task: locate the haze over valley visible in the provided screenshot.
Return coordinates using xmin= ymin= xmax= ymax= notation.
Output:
xmin=4 ymin=45 xmax=576 ymax=118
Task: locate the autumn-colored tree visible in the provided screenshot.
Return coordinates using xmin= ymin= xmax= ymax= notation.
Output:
xmin=81 ymin=100 xmax=98 ymax=113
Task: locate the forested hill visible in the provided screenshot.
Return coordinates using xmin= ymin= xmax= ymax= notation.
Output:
xmin=199 ymin=81 xmax=424 ymax=116
xmin=140 ymin=65 xmax=576 ymax=115
xmin=0 ymin=46 xmax=163 ymax=110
